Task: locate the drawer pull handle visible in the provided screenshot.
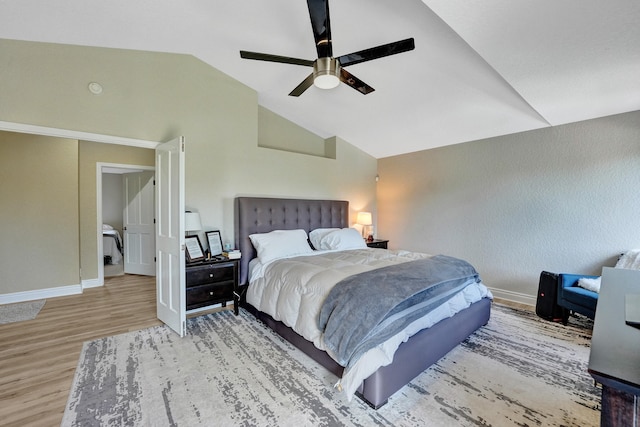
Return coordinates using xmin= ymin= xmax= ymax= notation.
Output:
xmin=209 ymin=291 xmax=214 ymax=295
xmin=209 ymin=274 xmax=213 ymax=277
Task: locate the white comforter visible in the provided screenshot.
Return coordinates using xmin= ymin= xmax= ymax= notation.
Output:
xmin=247 ymin=248 xmax=492 ymax=398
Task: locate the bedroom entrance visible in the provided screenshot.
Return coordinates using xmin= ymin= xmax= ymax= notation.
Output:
xmin=98 ymin=164 xmax=156 ymax=285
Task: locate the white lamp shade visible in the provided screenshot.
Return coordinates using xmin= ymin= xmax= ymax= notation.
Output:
xmin=185 ymin=212 xmax=202 ymax=233
xmin=356 ymin=211 xmax=372 ymax=226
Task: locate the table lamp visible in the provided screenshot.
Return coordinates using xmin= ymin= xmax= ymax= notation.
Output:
xmin=356 ymin=211 xmax=373 ymax=241
xmin=185 ymin=211 xmax=202 ymax=236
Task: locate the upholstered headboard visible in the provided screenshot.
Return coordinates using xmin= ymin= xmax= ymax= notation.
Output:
xmin=234 ymin=197 xmax=349 ymax=285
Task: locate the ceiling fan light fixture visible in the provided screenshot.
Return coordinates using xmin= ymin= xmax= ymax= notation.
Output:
xmin=239 ymin=1 xmax=414 ymax=96
xmin=313 ymin=57 xmax=341 ymax=89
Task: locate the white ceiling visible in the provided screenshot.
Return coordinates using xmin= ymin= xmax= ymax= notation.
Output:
xmin=1 ymin=0 xmax=638 ymax=158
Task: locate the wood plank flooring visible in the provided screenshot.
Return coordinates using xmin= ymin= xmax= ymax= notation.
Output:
xmin=0 ymin=274 xmax=161 ymax=427
xmin=0 ymin=277 xmax=534 ymax=427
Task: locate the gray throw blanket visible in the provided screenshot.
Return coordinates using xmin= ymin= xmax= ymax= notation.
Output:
xmin=318 ymin=255 xmax=480 ymax=369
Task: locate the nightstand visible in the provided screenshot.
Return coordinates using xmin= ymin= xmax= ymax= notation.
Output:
xmin=366 ymin=239 xmax=389 ymax=249
xmin=186 ymin=257 xmax=240 ymax=315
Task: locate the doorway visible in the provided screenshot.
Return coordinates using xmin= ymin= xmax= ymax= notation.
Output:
xmin=97 ymin=163 xmax=156 ymax=286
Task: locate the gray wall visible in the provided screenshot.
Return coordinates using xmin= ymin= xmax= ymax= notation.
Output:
xmin=378 ymin=111 xmax=640 ymax=304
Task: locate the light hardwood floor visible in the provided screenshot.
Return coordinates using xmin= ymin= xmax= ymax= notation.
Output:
xmin=0 ymin=277 xmax=533 ymax=427
xmin=493 ymin=297 xmax=534 ymax=312
xmin=0 ymin=274 xmax=161 ymax=427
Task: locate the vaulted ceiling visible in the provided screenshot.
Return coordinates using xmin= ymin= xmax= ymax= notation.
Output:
xmin=1 ymin=0 xmax=638 ymax=158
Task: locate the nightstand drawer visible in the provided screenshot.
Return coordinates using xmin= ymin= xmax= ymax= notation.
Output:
xmin=186 ymin=282 xmax=234 ymax=310
xmin=186 ymin=263 xmax=235 ymax=286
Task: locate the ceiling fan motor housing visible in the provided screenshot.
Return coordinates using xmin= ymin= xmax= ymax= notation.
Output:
xmin=239 ymin=0 xmax=414 ymax=96
xmin=313 ymin=57 xmax=341 ymax=89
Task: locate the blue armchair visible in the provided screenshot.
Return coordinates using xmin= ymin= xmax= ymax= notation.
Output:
xmin=557 ymin=274 xmax=599 ymax=323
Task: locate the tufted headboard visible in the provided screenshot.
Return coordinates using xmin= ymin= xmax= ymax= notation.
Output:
xmin=234 ymin=197 xmax=349 ymax=285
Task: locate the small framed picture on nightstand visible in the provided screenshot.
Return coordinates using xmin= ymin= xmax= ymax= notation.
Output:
xmin=185 ymin=235 xmax=205 ymax=263
xmin=206 ymin=230 xmax=223 ymax=257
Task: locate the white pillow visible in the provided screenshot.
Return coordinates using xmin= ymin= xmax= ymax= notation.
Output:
xmin=309 ymin=228 xmax=339 ymax=250
xmin=577 ymin=277 xmax=601 ymax=293
xmin=249 ymin=229 xmax=313 ymax=264
xmin=102 ymin=224 xmax=114 ymax=230
xmin=317 ymin=228 xmax=367 ymax=251
xmin=615 ymin=249 xmax=640 ymax=270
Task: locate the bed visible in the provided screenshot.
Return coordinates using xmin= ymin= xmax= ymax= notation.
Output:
xmin=102 ymin=225 xmax=123 ymax=265
xmin=234 ymin=196 xmax=492 ymax=408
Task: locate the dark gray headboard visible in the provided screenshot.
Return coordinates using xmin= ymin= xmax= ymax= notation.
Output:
xmin=234 ymin=197 xmax=349 ymax=285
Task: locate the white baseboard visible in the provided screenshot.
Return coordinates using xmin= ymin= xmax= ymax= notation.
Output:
xmin=2 ymin=282 xmax=535 ymax=311
xmin=82 ymin=278 xmax=103 ymax=289
xmin=488 ymin=286 xmax=536 ymax=307
xmin=0 ymin=283 xmax=83 ymax=305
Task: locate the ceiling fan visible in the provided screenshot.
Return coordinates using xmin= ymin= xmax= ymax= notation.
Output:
xmin=239 ymin=0 xmax=415 ymax=97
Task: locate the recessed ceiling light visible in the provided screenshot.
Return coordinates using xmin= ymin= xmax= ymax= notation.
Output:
xmin=88 ymin=82 xmax=103 ymax=95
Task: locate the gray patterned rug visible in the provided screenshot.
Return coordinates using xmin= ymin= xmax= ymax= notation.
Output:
xmin=62 ymin=304 xmax=600 ymax=426
xmin=0 ymin=299 xmax=45 ymax=324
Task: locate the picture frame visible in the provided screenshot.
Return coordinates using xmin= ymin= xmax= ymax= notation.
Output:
xmin=185 ymin=235 xmax=205 ymax=263
xmin=206 ymin=230 xmax=223 ymax=257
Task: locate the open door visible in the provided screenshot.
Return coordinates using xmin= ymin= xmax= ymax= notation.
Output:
xmin=155 ymin=136 xmax=186 ymax=336
xmin=123 ymin=171 xmax=155 ymax=276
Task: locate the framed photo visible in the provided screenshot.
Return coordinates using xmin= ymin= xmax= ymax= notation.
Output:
xmin=206 ymin=230 xmax=223 ymax=257
xmin=185 ymin=235 xmax=205 ymax=263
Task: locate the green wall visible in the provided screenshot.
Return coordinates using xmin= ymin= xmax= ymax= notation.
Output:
xmin=0 ymin=132 xmax=79 ymax=294
xmin=0 ymin=39 xmax=377 ymax=297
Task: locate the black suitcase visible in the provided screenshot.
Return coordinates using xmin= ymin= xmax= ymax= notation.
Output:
xmin=535 ymin=271 xmax=564 ymax=322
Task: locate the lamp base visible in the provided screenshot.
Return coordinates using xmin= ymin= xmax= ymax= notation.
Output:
xmin=361 ymin=224 xmax=374 ymax=241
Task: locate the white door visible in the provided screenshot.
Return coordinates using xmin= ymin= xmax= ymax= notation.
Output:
xmin=123 ymin=171 xmax=156 ymax=276
xmin=155 ymin=136 xmax=186 ymax=336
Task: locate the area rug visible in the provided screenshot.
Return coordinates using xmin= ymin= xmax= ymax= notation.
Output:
xmin=62 ymin=304 xmax=600 ymax=426
xmin=0 ymin=299 xmax=45 ymax=325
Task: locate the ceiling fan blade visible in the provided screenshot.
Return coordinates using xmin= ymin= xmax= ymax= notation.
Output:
xmin=307 ymin=0 xmax=333 ymax=58
xmin=340 ymin=69 xmax=375 ymax=95
xmin=289 ymin=73 xmax=315 ymax=97
xmin=337 ymin=38 xmax=415 ymax=67
xmin=240 ymin=51 xmax=314 ymax=67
